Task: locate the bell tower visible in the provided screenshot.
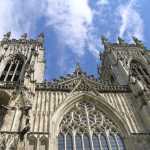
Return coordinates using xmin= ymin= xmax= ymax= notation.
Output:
xmin=0 ymin=32 xmax=45 ymax=136
xmin=0 ymin=32 xmax=45 ymax=85
xmin=99 ymin=36 xmax=150 ymax=131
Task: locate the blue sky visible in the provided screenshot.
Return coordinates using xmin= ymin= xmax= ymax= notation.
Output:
xmin=0 ymin=0 xmax=149 ymax=80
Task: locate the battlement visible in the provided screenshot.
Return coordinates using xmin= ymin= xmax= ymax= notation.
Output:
xmin=101 ymin=36 xmax=149 ymax=51
xmin=0 ymin=32 xmax=44 ymax=47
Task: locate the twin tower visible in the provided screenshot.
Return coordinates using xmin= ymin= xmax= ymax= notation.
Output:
xmin=0 ymin=32 xmax=149 ymax=150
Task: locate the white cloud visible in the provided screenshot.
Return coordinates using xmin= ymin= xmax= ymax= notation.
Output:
xmin=46 ymin=0 xmax=97 ymax=57
xmin=118 ymin=0 xmax=144 ymax=40
xmin=97 ymin=0 xmax=109 ymax=6
xmin=0 ymin=0 xmax=45 ymax=38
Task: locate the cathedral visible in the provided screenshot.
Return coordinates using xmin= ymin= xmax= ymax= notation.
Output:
xmin=0 ymin=32 xmax=149 ymax=150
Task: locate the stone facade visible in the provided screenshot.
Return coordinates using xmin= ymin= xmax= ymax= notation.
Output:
xmin=0 ymin=33 xmax=149 ymax=150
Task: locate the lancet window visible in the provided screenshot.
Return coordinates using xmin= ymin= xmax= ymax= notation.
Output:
xmin=28 ymin=136 xmax=48 ymax=150
xmin=58 ymin=101 xmax=125 ymax=150
xmin=0 ymin=56 xmax=24 ymax=82
xmin=130 ymin=60 xmax=150 ymax=89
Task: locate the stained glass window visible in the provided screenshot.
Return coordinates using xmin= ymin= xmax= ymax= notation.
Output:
xmin=93 ymin=134 xmax=100 ymax=150
xmin=101 ymin=135 xmax=109 ymax=150
xmin=58 ymin=101 xmax=125 ymax=150
xmin=109 ymin=134 xmax=118 ymax=150
xmin=83 ymin=135 xmax=91 ymax=150
xmin=76 ymin=134 xmax=82 ymax=150
xmin=116 ymin=134 xmax=125 ymax=150
xmin=66 ymin=134 xmax=73 ymax=150
xmin=58 ymin=134 xmax=65 ymax=150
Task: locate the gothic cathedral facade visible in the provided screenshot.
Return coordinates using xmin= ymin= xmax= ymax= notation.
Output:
xmin=0 ymin=32 xmax=149 ymax=150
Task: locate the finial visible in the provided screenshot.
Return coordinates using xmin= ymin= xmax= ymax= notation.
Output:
xmin=75 ymin=63 xmax=82 ymax=76
xmin=132 ymin=37 xmax=144 ymax=48
xmin=21 ymin=33 xmax=27 ymax=40
xmin=37 ymin=32 xmax=44 ymax=43
xmin=118 ymin=37 xmax=125 ymax=44
xmin=101 ymin=35 xmax=108 ymax=45
xmin=3 ymin=32 xmax=11 ymax=40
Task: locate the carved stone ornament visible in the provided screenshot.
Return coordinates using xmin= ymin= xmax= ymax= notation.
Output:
xmin=132 ymin=37 xmax=144 ymax=48
xmin=6 ymin=135 xmax=18 ymax=150
xmin=21 ymin=33 xmax=27 ymax=40
xmin=0 ymin=134 xmax=6 ymax=150
xmin=3 ymin=32 xmax=11 ymax=40
xmin=118 ymin=37 xmax=125 ymax=45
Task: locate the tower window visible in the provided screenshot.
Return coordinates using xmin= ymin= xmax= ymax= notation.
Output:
xmin=0 ymin=56 xmax=24 ymax=82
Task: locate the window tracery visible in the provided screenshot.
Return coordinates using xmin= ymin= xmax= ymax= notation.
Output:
xmin=0 ymin=56 xmax=24 ymax=82
xmin=58 ymin=101 xmax=125 ymax=150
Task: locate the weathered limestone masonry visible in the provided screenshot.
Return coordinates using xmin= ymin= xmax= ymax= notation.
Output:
xmin=0 ymin=33 xmax=149 ymax=150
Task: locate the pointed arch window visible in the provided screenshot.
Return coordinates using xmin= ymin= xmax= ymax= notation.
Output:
xmin=0 ymin=56 xmax=24 ymax=82
xmin=58 ymin=101 xmax=126 ymax=150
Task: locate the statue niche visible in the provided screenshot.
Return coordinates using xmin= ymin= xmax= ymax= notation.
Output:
xmin=0 ymin=91 xmax=10 ymax=129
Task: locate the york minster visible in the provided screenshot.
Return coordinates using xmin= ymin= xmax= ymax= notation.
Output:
xmin=0 ymin=32 xmax=150 ymax=150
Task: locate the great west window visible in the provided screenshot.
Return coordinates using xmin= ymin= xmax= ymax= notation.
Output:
xmin=58 ymin=101 xmax=125 ymax=150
